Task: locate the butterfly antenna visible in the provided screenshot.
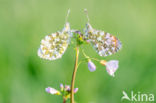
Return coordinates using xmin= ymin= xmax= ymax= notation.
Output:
xmin=84 ymin=9 xmax=90 ymax=23
xmin=65 ymin=9 xmax=70 ymax=23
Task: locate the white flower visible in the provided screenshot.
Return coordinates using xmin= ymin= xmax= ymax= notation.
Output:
xmin=45 ymin=87 xmax=61 ymax=95
xmin=105 ymin=60 xmax=119 ymax=77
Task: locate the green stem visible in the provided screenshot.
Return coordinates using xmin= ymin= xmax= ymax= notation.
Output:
xmin=90 ymin=58 xmax=100 ymax=62
xmin=82 ymin=50 xmax=100 ymax=62
xmin=70 ymin=46 xmax=79 ymax=103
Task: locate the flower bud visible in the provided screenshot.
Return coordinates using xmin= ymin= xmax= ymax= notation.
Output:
xmin=88 ymin=60 xmax=96 ymax=72
xmin=74 ymin=88 xmax=79 ymax=93
xmin=100 ymin=60 xmax=107 ymax=66
xmin=65 ymin=85 xmax=70 ymax=91
xmin=86 ymin=40 xmax=90 ymax=43
xmin=60 ymin=83 xmax=64 ymax=91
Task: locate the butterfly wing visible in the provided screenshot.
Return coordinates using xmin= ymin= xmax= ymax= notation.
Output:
xmin=85 ymin=23 xmax=122 ymax=57
xmin=38 ymin=23 xmax=71 ymax=60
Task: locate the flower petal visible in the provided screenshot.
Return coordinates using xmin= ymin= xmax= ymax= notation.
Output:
xmin=105 ymin=60 xmax=119 ymax=77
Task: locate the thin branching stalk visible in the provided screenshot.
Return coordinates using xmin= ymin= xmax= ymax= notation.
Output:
xmin=63 ymin=98 xmax=66 ymax=103
xmin=70 ymin=46 xmax=79 ymax=103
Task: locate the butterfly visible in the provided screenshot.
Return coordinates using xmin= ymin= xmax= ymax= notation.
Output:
xmin=84 ymin=23 xmax=122 ymax=57
xmin=38 ymin=22 xmax=71 ymax=60
xmin=38 ymin=9 xmax=72 ymax=60
xmin=38 ymin=9 xmax=122 ymax=61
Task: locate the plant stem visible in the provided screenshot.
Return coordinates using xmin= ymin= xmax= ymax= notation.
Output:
xmin=70 ymin=46 xmax=79 ymax=103
xmin=63 ymin=98 xmax=66 ymax=103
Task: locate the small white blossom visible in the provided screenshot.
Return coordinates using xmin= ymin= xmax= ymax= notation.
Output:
xmin=45 ymin=87 xmax=61 ymax=95
xmin=105 ymin=60 xmax=119 ymax=77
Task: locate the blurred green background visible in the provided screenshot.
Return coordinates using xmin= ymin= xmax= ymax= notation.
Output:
xmin=0 ymin=0 xmax=156 ymax=103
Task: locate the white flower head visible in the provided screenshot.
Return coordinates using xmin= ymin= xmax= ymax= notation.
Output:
xmin=105 ymin=60 xmax=119 ymax=77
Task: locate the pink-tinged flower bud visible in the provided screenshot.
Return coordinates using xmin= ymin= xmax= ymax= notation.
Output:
xmin=88 ymin=60 xmax=96 ymax=72
xmin=105 ymin=60 xmax=119 ymax=77
xmin=60 ymin=84 xmax=64 ymax=91
xmin=65 ymin=85 xmax=70 ymax=91
xmin=74 ymin=88 xmax=78 ymax=93
xmin=45 ymin=87 xmax=61 ymax=95
xmin=86 ymin=40 xmax=90 ymax=43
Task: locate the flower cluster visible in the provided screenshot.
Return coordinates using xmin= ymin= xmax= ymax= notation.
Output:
xmin=82 ymin=50 xmax=119 ymax=77
xmin=45 ymin=84 xmax=78 ymax=101
xmin=87 ymin=59 xmax=119 ymax=77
